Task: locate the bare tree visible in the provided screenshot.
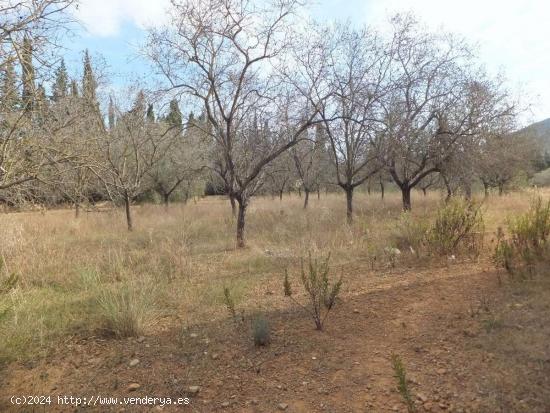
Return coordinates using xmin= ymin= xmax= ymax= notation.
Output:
xmin=92 ymin=90 xmax=176 ymax=230
xmin=381 ymin=15 xmax=516 ymax=210
xmin=146 ymin=0 xmax=326 ymax=247
xmin=314 ymin=24 xmax=389 ymax=223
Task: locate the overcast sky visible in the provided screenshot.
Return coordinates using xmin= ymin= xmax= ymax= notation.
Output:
xmin=67 ymin=0 xmax=550 ymax=124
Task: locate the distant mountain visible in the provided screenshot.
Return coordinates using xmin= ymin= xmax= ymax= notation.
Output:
xmin=519 ymin=118 xmax=550 ymax=150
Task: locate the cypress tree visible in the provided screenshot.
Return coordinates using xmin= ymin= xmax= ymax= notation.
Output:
xmin=82 ymin=50 xmax=97 ymax=104
xmin=1 ymin=58 xmax=20 ymax=111
xmin=21 ymin=37 xmax=35 ymax=112
xmin=146 ymin=103 xmax=155 ymax=122
xmin=70 ymin=79 xmax=79 ymax=97
xmin=52 ymin=59 xmax=69 ymax=102
xmin=108 ymin=96 xmax=115 ymax=130
xmin=166 ymin=99 xmax=182 ymax=129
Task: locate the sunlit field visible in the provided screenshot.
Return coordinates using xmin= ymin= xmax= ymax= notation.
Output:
xmin=0 ymin=188 xmax=539 ymax=362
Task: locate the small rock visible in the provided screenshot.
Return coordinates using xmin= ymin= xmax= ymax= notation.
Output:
xmin=424 ymin=402 xmax=433 ymax=411
xmin=188 ymin=386 xmax=201 ymax=395
xmin=136 ymin=336 xmax=145 ymax=343
xmin=211 ymin=353 xmax=219 ymax=360
xmin=221 ymin=401 xmax=230 ymax=408
xmin=311 ymin=356 xmax=317 ymax=360
xmin=437 ymin=368 xmax=447 ymax=375
xmin=190 ymin=333 xmax=198 ymax=338
xmin=353 ymin=309 xmax=360 ymax=314
xmin=278 ymin=403 xmax=288 ymax=410
xmin=127 ymin=383 xmax=140 ymax=392
xmin=251 ymin=399 xmax=259 ymax=405
xmin=129 ymin=359 xmax=140 ymax=367
xmin=417 ymin=392 xmax=428 ymax=402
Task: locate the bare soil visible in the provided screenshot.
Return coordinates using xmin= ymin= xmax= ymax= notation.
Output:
xmin=1 ymin=263 xmax=549 ymax=412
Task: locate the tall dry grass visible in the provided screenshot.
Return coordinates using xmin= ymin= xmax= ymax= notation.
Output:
xmin=0 ymin=188 xmax=545 ymax=362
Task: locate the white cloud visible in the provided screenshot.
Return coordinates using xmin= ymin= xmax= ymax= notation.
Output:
xmin=74 ymin=0 xmax=170 ymax=37
xmin=74 ymin=0 xmax=550 ymax=122
xmin=359 ymin=0 xmax=550 ymax=122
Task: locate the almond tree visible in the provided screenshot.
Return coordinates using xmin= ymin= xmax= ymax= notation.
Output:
xmin=146 ymin=0 xmax=327 ymax=247
xmin=312 ymin=24 xmax=390 ymax=223
xmin=92 ymin=90 xmax=177 ymax=230
xmin=381 ymin=15 xmax=516 ymax=211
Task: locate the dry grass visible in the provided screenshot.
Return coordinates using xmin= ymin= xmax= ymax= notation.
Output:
xmin=0 ymin=188 xmax=546 ymax=363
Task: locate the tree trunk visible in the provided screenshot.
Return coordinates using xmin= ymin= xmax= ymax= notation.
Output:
xmin=236 ymin=196 xmax=247 ymax=248
xmin=74 ymin=202 xmax=80 ymax=218
xmin=298 ymin=187 xmax=302 ymax=197
xmin=463 ymin=183 xmax=472 ymax=200
xmin=422 ymin=188 xmax=427 ymax=196
xmin=401 ymin=186 xmax=412 ymax=211
xmin=379 ymin=177 xmax=385 ymax=200
xmin=442 ymin=176 xmax=452 ymax=203
xmin=279 ymin=189 xmax=283 ymax=201
xmin=483 ymin=182 xmax=489 ymax=198
xmin=124 ymin=194 xmax=133 ymax=231
xmin=229 ymin=193 xmax=236 ymax=216
xmin=345 ymin=187 xmax=353 ymax=224
xmin=163 ymin=193 xmax=170 ymax=209
xmin=498 ymin=183 xmax=504 ymax=196
xmin=303 ymin=189 xmax=309 ymax=209
xmin=317 ymin=188 xmax=320 ymax=199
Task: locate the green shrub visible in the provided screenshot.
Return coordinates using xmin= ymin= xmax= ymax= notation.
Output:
xmin=393 ymin=213 xmax=430 ymax=256
xmin=251 ymin=314 xmax=270 ymax=346
xmin=494 ymin=197 xmax=550 ymax=277
xmin=284 ymin=252 xmax=342 ymax=331
xmin=427 ymin=198 xmax=484 ymax=256
xmin=391 ymin=354 xmax=416 ymax=413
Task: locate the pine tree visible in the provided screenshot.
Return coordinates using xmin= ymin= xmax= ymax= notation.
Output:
xmin=82 ymin=50 xmax=97 ymax=103
xmin=0 ymin=58 xmax=20 ymax=111
xmin=146 ymin=103 xmax=155 ymax=122
xmin=166 ymin=99 xmax=182 ymax=129
xmin=108 ymin=96 xmax=115 ymax=130
xmin=52 ymin=59 xmax=69 ymax=102
xmin=21 ymin=37 xmax=35 ymax=112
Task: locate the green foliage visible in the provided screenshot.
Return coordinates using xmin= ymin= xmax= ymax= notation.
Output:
xmin=0 ymin=257 xmax=19 ymax=295
xmin=494 ymin=196 xmax=550 ymax=277
xmin=251 ymin=314 xmax=270 ymax=346
xmin=393 ymin=212 xmax=430 ymax=256
xmin=391 ymin=354 xmax=416 ymax=413
xmin=428 ymin=198 xmax=484 ymax=255
xmin=284 ymin=252 xmax=343 ymax=331
xmin=393 ymin=199 xmax=484 ymax=257
xmin=223 ymin=286 xmax=236 ymax=320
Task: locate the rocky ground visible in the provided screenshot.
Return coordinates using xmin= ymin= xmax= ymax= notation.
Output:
xmin=2 ymin=264 xmax=549 ymax=412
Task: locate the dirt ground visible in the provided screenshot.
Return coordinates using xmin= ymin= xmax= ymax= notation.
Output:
xmin=2 ymin=259 xmax=549 ymax=413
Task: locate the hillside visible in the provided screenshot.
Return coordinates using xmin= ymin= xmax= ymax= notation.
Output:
xmin=520 ymin=118 xmax=550 ymax=150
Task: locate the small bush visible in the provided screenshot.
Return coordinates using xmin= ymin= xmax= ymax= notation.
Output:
xmin=96 ymin=282 xmax=158 ymax=338
xmin=391 ymin=354 xmax=416 ymax=413
xmin=427 ymin=198 xmax=484 ymax=256
xmin=393 ymin=213 xmax=430 ymax=256
xmin=494 ymin=197 xmax=550 ymax=277
xmin=284 ymin=252 xmax=342 ymax=331
xmin=223 ymin=287 xmax=236 ymax=319
xmin=251 ymin=314 xmax=270 ymax=346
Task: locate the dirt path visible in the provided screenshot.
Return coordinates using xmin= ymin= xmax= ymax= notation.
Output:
xmin=1 ymin=267 xmax=548 ymax=412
